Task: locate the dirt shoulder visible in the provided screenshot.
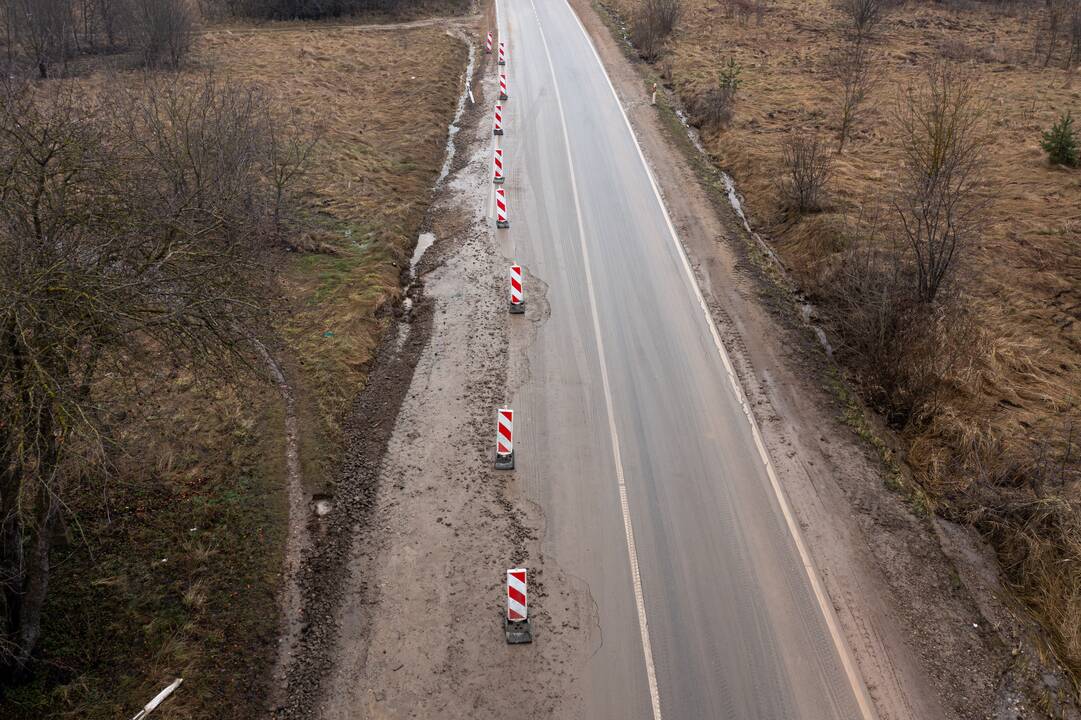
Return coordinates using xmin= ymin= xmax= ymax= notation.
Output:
xmin=569 ymin=0 xmax=1078 ymax=718
xmin=276 ymin=14 xmax=594 ymax=716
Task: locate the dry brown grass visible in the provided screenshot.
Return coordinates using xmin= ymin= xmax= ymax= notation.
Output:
xmin=201 ymin=26 xmax=467 ymax=449
xmin=0 ymin=21 xmax=468 ymax=720
xmin=604 ymin=0 xmax=1081 ymax=682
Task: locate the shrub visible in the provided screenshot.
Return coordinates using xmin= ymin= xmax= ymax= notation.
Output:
xmin=815 ymin=216 xmax=978 ymax=427
xmin=631 ymin=0 xmax=682 ymax=62
xmin=1041 ymin=111 xmax=1080 ymax=167
xmin=831 ymin=40 xmax=877 ymax=152
xmin=778 ymin=134 xmax=832 ymax=213
xmin=836 ymin=0 xmax=884 ymax=42
xmin=692 ymin=57 xmax=742 ymax=129
xmin=894 ymin=63 xmax=989 ymax=304
xmin=133 ymin=0 xmax=195 ymax=69
xmin=721 ymin=0 xmax=768 ymax=25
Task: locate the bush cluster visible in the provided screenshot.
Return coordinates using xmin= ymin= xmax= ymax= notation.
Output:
xmin=2 ymin=0 xmax=196 ymax=77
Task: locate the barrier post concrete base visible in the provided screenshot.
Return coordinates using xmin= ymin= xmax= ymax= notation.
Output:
xmin=504 ymin=617 xmax=533 ymax=644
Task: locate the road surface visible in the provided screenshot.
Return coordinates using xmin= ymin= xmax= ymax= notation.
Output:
xmin=497 ymin=0 xmax=875 ymax=717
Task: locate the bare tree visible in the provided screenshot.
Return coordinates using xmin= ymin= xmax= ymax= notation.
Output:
xmin=721 ymin=0 xmax=760 ymax=25
xmin=779 ymin=134 xmax=833 ymax=213
xmin=0 ymin=72 xmax=308 ymax=672
xmin=831 ymin=40 xmax=877 ymax=153
xmin=1036 ymin=0 xmax=1065 ymax=66
xmin=132 ymin=0 xmax=195 ymax=68
xmin=836 ymin=0 xmax=884 ymax=43
xmin=268 ymin=111 xmax=321 ymax=242
xmin=8 ymin=0 xmax=75 ymax=78
xmin=631 ymin=0 xmax=682 ymax=62
xmin=893 ymin=63 xmax=989 ymax=304
xmin=96 ymin=0 xmax=132 ymax=49
xmin=1069 ymin=0 xmax=1081 ymax=67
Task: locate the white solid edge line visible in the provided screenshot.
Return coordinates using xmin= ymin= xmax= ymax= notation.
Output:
xmin=524 ymin=0 xmax=664 ymax=718
xmin=559 ymin=3 xmax=879 ymax=719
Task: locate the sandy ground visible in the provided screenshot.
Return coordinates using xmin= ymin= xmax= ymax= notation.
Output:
xmin=315 ymin=113 xmax=590 ymax=720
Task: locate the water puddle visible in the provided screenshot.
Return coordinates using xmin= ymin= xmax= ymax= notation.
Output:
xmin=394 ymin=31 xmax=477 ymax=355
xmin=311 ymin=493 xmax=334 ymax=518
xmin=800 ymin=302 xmax=835 ymax=359
xmin=410 ymin=232 xmax=436 ymax=279
xmin=397 ymin=231 xmax=436 ymax=351
xmin=435 ymin=39 xmax=477 ymax=188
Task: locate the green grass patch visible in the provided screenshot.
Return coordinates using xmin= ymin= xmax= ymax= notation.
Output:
xmin=2 ymin=379 xmax=287 ymax=719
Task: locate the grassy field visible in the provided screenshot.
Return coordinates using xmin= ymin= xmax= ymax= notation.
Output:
xmin=601 ymin=0 xmax=1081 ymax=685
xmin=0 ymin=21 xmax=468 ymax=720
xmin=201 ymin=23 xmax=470 ymax=483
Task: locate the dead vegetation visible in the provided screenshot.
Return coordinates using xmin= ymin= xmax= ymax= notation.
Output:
xmin=608 ymin=0 xmax=1081 ymax=692
xmin=200 ymin=25 xmax=468 ymax=448
xmin=779 ymin=133 xmax=833 ymax=213
xmin=0 ymin=16 xmax=468 ymax=720
xmin=1 ymin=0 xmax=198 ymax=76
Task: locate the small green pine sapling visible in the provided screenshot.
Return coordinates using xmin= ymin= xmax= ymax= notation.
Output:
xmin=1041 ymin=111 xmax=1079 ymax=167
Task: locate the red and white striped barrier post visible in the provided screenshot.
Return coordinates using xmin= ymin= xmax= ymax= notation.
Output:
xmin=505 ymin=568 xmax=532 ymax=643
xmin=484 ymin=31 xmax=493 ymax=54
xmin=499 ymin=72 xmax=508 ymax=101
xmin=493 ymin=148 xmax=504 ymax=185
xmin=495 ymin=407 xmax=513 ymax=468
xmin=508 ymin=263 xmax=524 ymax=314
xmin=498 ymin=41 xmax=506 ymax=66
xmin=495 ymin=188 xmax=509 ymax=229
xmin=493 ymin=104 xmax=504 ymax=136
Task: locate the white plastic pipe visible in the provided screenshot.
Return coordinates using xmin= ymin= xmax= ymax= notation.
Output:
xmin=130 ymin=678 xmax=183 ymax=720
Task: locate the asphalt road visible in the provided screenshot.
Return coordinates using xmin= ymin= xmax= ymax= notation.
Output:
xmin=496 ymin=1 xmax=875 ymax=718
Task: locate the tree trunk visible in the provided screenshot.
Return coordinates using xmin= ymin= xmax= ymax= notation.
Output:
xmin=13 ymin=484 xmax=58 ymax=671
xmin=1 ymin=324 xmax=62 ymax=674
